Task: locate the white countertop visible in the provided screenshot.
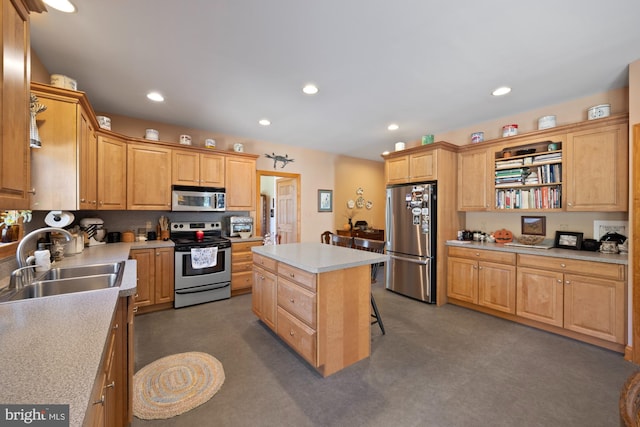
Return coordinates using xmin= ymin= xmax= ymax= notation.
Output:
xmin=252 ymin=242 xmax=388 ymax=273
xmin=0 ymin=240 xmax=174 ymax=426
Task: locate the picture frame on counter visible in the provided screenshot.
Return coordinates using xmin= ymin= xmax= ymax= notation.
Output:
xmin=521 ymin=215 xmax=546 ymax=236
xmin=554 ymin=231 xmax=583 ymax=250
xmin=318 ymin=189 xmax=333 ymax=212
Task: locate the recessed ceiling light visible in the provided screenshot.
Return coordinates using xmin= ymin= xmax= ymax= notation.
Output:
xmin=387 ymin=123 xmax=399 ymax=131
xmin=259 ymin=119 xmax=271 ymax=126
xmin=302 ymin=84 xmax=318 ymax=95
xmin=43 ymin=0 xmax=76 ymax=13
xmin=492 ymin=86 xmax=512 ymax=96
xmin=382 ymin=151 xmax=390 ymax=155
xmin=146 ymin=92 xmax=164 ymax=102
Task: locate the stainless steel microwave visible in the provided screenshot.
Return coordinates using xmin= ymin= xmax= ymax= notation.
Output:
xmin=171 ymin=185 xmax=226 ymax=212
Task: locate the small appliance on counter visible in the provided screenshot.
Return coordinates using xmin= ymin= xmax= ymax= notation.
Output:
xmin=80 ymin=218 xmax=106 ymax=246
xmin=228 ymin=216 xmax=253 ymax=237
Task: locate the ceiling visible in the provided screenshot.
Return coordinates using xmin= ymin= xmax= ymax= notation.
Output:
xmin=29 ymin=0 xmax=640 ymax=161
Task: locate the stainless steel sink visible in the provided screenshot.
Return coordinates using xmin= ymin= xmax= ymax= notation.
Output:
xmin=1 ymin=261 xmax=125 ymax=303
xmin=9 ymin=274 xmax=120 ymax=301
xmin=43 ymin=262 xmax=123 ymax=280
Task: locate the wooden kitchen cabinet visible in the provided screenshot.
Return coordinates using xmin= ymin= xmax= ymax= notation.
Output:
xmin=517 ymin=254 xmax=626 ymax=344
xmin=127 ymin=143 xmax=172 ymax=210
xmin=231 ymin=240 xmax=262 ymax=296
xmin=447 ymin=246 xmax=516 ymax=314
xmin=225 ymin=155 xmax=256 ymax=210
xmin=457 ymin=146 xmax=491 ymax=211
xmin=96 ymin=134 xmax=127 ymax=210
xmin=130 ymin=247 xmax=174 ymax=314
xmin=85 ymin=296 xmax=130 ymax=427
xmin=172 ymin=149 xmax=225 ymax=187
xmin=0 ymin=0 xmax=31 ymax=209
xmin=565 ymin=121 xmax=628 ymax=211
xmin=385 ymin=150 xmax=437 ymax=184
xmin=252 ymin=253 xmax=277 ymax=330
xmin=30 ymin=83 xmax=100 ymax=210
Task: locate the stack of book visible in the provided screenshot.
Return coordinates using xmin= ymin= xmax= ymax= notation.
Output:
xmin=495 ymin=168 xmax=527 ymax=187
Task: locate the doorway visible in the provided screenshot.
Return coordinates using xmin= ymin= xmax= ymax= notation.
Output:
xmin=256 ymin=171 xmax=301 ymax=243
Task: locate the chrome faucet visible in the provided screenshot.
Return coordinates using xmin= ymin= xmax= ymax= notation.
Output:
xmin=8 ymin=265 xmax=39 ymax=290
xmin=16 ymin=227 xmax=73 ymax=268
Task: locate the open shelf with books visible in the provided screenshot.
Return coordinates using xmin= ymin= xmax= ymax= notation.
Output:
xmin=494 ymin=140 xmax=563 ymax=210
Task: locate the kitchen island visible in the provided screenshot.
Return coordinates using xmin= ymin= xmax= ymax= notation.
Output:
xmin=252 ymin=243 xmax=388 ymax=377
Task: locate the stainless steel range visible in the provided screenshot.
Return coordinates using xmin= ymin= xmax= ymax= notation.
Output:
xmin=171 ymin=221 xmax=231 ymax=308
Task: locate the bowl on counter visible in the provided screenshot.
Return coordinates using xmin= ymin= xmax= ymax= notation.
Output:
xmin=238 ymin=231 xmax=252 ymax=239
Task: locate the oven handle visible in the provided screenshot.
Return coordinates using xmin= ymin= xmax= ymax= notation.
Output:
xmin=175 ymin=282 xmax=230 ymax=295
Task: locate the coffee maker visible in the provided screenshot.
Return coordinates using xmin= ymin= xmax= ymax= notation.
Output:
xmin=80 ymin=218 xmax=106 ymax=246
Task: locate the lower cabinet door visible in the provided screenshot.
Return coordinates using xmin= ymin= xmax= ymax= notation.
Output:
xmin=447 ymin=257 xmax=478 ymax=303
xmin=564 ymin=274 xmax=625 ymax=343
xmin=516 ymin=267 xmax=564 ymax=327
xmin=478 ymin=261 xmax=516 ymax=314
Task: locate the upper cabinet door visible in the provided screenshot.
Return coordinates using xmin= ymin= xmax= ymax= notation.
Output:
xmin=565 ymin=123 xmax=628 ymax=212
xmin=458 ymin=148 xmax=490 ymax=211
xmin=97 ymin=134 xmax=127 ymax=210
xmin=200 ymin=153 xmax=225 ymax=187
xmin=127 ymin=143 xmax=171 ymax=210
xmin=385 ymin=155 xmax=409 ymax=184
xmin=0 ymin=0 xmax=31 ymax=209
xmin=225 ymin=156 xmax=255 ymax=210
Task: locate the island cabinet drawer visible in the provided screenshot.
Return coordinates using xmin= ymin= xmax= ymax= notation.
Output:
xmin=278 ymin=277 xmax=317 ymax=328
xmin=449 ymin=246 xmax=515 ymax=264
xmin=277 ymin=306 xmax=317 ymax=366
xmin=278 ymin=263 xmax=317 ymax=291
xmin=517 ymin=254 xmax=625 ymax=280
xmin=253 ymin=253 xmax=277 ymax=272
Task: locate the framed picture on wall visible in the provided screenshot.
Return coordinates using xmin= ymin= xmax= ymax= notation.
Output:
xmin=554 ymin=231 xmax=583 ymax=250
xmin=521 ymin=216 xmax=546 ymax=236
xmin=318 ymin=189 xmax=333 ymax=212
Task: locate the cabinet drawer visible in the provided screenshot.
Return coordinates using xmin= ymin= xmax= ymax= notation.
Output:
xmin=233 ymin=241 xmax=261 ymax=253
xmin=278 ymin=263 xmax=317 ymax=291
xmin=277 ymin=306 xmax=317 ymax=366
xmin=278 ymin=277 xmax=317 ymax=328
xmin=232 ymin=251 xmax=254 ymax=263
xmin=232 ymin=260 xmax=253 ymax=273
xmin=232 ymin=271 xmax=253 ymax=291
xmin=517 ymin=254 xmax=625 ymax=280
xmin=253 ymin=254 xmax=277 ymax=272
xmin=448 ymin=246 xmax=516 ymax=264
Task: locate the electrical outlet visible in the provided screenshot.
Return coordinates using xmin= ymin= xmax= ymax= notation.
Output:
xmin=559 ymin=223 xmax=569 ymax=230
xmin=145 ymin=221 xmax=152 ymax=230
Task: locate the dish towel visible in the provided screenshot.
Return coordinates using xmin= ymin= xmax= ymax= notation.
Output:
xmin=191 ymin=247 xmax=218 ymax=269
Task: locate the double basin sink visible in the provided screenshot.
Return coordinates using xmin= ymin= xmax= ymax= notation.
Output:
xmin=1 ymin=261 xmax=125 ymax=302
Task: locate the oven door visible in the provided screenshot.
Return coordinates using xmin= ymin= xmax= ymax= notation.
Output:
xmin=174 ymin=246 xmax=231 ymax=290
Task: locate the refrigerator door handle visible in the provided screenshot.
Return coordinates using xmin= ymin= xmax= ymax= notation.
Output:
xmin=389 ymin=254 xmax=430 ymax=265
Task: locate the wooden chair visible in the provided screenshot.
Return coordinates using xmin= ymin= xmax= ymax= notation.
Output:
xmin=352 ymin=237 xmax=386 ymax=335
xmin=329 ymin=233 xmax=353 ymax=248
xmin=320 ymin=230 xmax=332 ymax=244
xmin=620 ymin=371 xmax=640 ymax=426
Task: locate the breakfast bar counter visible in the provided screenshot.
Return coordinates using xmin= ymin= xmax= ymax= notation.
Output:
xmin=252 ymin=243 xmax=388 ymax=376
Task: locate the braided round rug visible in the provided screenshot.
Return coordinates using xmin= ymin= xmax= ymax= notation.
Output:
xmin=133 ymin=351 xmax=225 ymax=420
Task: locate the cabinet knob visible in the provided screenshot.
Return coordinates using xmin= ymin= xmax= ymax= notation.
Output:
xmin=478 ymin=266 xmax=482 ymax=270
xmin=560 ymin=263 xmax=566 ymax=268
xmin=475 ymin=252 xmax=480 ymax=256
xmin=557 ymin=279 xmax=563 ymax=283
xmin=93 ymin=395 xmax=105 ymax=405
xmin=289 ymin=330 xmax=295 ymax=336
xmin=28 ymin=188 xmax=36 ymax=195
xmin=290 ymin=298 xmax=295 ymax=303
xmin=99 ymin=201 xmax=104 ymax=206
xmin=113 ymin=323 xmax=119 ymax=330
xmin=80 ymin=198 xmax=86 ymax=202
xmin=565 ymin=280 xmax=571 ymax=285
xmin=473 ymin=265 xmax=478 ymax=269
xmin=289 ymin=273 xmax=295 ymax=278
xmin=104 ymin=381 xmax=115 ymax=389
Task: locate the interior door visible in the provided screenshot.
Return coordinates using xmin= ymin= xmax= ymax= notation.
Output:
xmin=276 ymin=178 xmax=298 ymax=243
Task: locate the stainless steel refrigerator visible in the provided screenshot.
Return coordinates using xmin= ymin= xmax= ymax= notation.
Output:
xmin=385 ymin=182 xmax=437 ymax=303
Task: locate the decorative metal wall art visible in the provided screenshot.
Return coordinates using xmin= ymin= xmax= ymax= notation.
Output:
xmin=265 ymin=153 xmax=294 ymax=168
